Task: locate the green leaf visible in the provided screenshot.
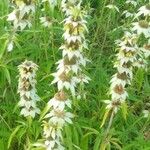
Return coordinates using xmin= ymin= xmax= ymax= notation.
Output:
xmin=121 ymin=102 xmax=128 ymax=120
xmin=0 ymin=38 xmax=7 ymax=59
xmin=93 ymin=135 xmax=101 ymax=150
xmin=135 ymin=68 xmax=144 ymax=92
xmin=80 ymin=135 xmax=89 ymax=150
xmin=7 ymin=125 xmax=22 ymax=149
xmin=3 ymin=67 xmax=11 ymax=84
xmin=39 ymin=105 xmax=50 ymax=121
xmin=64 ymin=125 xmax=73 ymax=150
xmin=72 ymin=126 xmax=79 ymax=145
xmin=0 ymin=139 xmax=5 ymax=150
xmin=82 ymin=126 xmax=99 ymax=135
xmin=110 ymin=141 xmax=122 ymax=150
xmin=100 ymin=109 xmax=110 ymax=128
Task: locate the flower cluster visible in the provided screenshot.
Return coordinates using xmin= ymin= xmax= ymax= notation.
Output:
xmin=57 ymin=0 xmax=90 ymax=95
xmin=35 ymin=0 xmax=90 ymax=149
xmin=18 ymin=60 xmax=40 ymax=118
xmin=131 ymin=3 xmax=150 ymax=68
xmin=40 ymin=0 xmax=57 ymax=28
xmin=40 ymin=91 xmax=74 ymax=150
xmin=105 ymin=32 xmax=138 ymax=113
xmin=40 ymin=16 xmax=53 ymax=28
xmin=105 ymin=1 xmax=150 ymax=114
xmin=122 ymin=0 xmax=137 ymax=18
xmin=7 ymin=0 xmax=35 ymax=51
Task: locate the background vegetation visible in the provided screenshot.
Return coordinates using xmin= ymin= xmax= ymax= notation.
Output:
xmin=0 ymin=0 xmax=149 ymax=149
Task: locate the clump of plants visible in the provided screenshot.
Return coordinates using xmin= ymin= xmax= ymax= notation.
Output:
xmin=0 ymin=0 xmax=149 ymax=150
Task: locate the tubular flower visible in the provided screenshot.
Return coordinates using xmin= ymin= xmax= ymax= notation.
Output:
xmin=35 ymin=0 xmax=90 ymax=149
xmin=18 ymin=60 xmax=40 ymax=118
xmin=7 ymin=0 xmax=35 ymax=51
xmin=105 ymin=32 xmax=138 ymax=113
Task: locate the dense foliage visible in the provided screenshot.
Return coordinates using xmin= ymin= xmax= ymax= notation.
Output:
xmin=0 ymin=0 xmax=149 ymax=150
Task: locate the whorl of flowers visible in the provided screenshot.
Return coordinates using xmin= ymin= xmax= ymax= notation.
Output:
xmin=59 ymin=0 xmax=90 ymax=93
xmin=132 ymin=3 xmax=150 ymax=68
xmin=18 ymin=60 xmax=40 ymax=118
xmin=35 ymin=0 xmax=90 ymax=149
xmin=40 ymin=0 xmax=58 ymax=28
xmin=105 ymin=32 xmax=138 ymax=113
xmin=122 ymin=0 xmax=137 ymax=18
xmin=7 ymin=0 xmax=35 ymax=51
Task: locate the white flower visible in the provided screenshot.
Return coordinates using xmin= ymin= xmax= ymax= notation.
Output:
xmin=56 ymin=58 xmax=80 ymax=74
xmin=60 ymin=45 xmax=82 ymax=59
xmin=133 ymin=58 xmax=147 ymax=69
xmin=76 ymin=74 xmax=91 ymax=84
xmin=142 ymin=44 xmax=150 ymax=58
xmin=143 ymin=110 xmax=150 ymax=118
xmin=110 ymin=73 xmax=128 ymax=86
xmin=7 ymin=11 xmax=17 ymax=21
xmin=114 ymin=64 xmax=133 ymax=79
xmin=64 ymin=16 xmax=88 ymax=31
xmin=51 ymin=71 xmax=77 ymax=95
xmin=38 ymin=1 xmax=89 ymax=149
xmin=17 ymin=20 xmax=32 ymax=30
xmin=63 ymin=32 xmax=83 ymax=43
xmin=126 ymin=0 xmax=137 ymax=7
xmin=105 ymin=31 xmax=137 ymax=113
xmin=18 ymin=60 xmax=40 ymax=118
xmin=33 ymin=138 xmax=65 ymax=150
xmin=132 ymin=21 xmax=150 ymax=38
xmin=110 ymin=90 xmax=128 ymax=102
xmin=7 ymin=0 xmax=35 ymax=49
xmin=137 ymin=4 xmax=150 ymax=17
xmin=116 ymin=50 xmax=137 ymax=65
xmin=45 ymin=140 xmax=56 ymax=149
xmin=20 ymin=107 xmax=40 ymax=118
xmin=110 ymin=83 xmax=128 ymax=101
xmin=48 ymin=91 xmax=71 ymax=111
xmin=19 ymin=4 xmax=35 ymax=18
xmin=104 ymin=100 xmax=121 ymax=113
xmin=42 ymin=121 xmax=62 ymax=139
xmin=7 ymin=41 xmax=14 ymax=52
xmin=45 ymin=109 xmax=74 ymax=126
xmin=61 ymin=0 xmax=79 ymax=16
xmin=106 ymin=4 xmax=119 ymax=12
xmin=122 ymin=10 xmax=135 ymax=18
xmin=40 ymin=17 xmax=52 ymax=28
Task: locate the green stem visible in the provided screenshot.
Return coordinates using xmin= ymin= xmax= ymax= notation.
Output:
xmin=100 ymin=110 xmax=115 ymax=150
